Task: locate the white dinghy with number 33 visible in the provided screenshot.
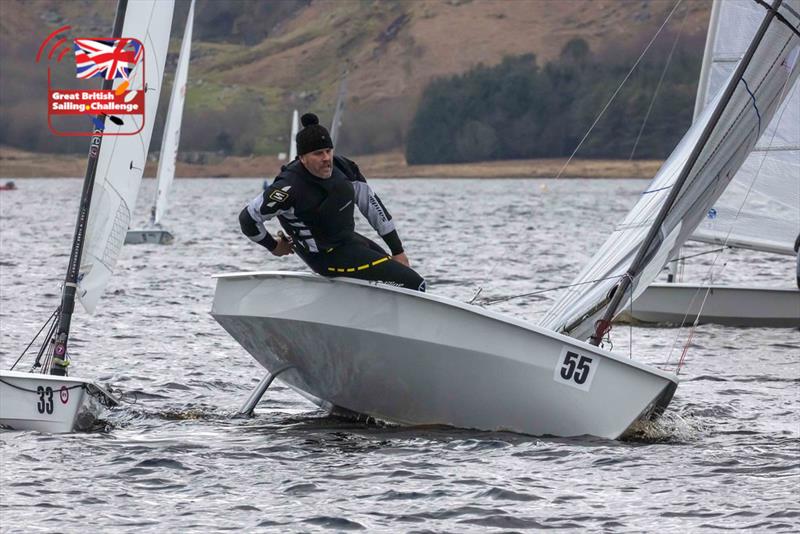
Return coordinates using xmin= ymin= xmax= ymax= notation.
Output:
xmin=212 ymin=0 xmax=800 ymax=439
xmin=0 ymin=0 xmax=174 ymax=433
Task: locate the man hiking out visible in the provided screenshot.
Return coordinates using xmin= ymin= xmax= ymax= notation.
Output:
xmin=239 ymin=113 xmax=425 ymax=291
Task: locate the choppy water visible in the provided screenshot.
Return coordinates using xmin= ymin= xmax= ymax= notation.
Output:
xmin=1 ymin=177 xmax=798 ymax=532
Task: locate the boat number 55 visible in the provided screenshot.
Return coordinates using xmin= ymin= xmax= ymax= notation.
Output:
xmin=553 ymin=348 xmax=598 ymax=391
xmin=36 ymin=386 xmax=54 ymax=414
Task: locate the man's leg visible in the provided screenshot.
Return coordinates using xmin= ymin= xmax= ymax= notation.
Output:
xmin=319 ymin=237 xmax=426 ymax=291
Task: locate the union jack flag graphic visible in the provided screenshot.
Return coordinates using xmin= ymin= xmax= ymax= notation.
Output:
xmin=73 ymin=38 xmax=142 ymax=80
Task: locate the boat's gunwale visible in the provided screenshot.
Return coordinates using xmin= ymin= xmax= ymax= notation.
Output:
xmin=212 ymin=270 xmax=680 ymax=384
xmin=0 ymin=369 xmax=98 ymax=384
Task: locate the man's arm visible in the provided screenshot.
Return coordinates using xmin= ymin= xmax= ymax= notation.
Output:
xmin=239 ymin=181 xmax=295 ymax=256
xmin=338 ymin=157 xmax=406 ymax=257
xmin=352 ymin=181 xmax=404 ymax=255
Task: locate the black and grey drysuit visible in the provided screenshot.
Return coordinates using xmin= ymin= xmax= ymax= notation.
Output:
xmin=239 ymin=156 xmax=425 ymax=291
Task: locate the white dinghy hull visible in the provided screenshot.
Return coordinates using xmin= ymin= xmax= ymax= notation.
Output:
xmin=212 ymin=272 xmax=678 ymax=439
xmin=0 ymin=370 xmax=114 ymax=433
xmin=124 ymin=229 xmax=174 ymax=245
xmin=620 ymin=283 xmax=800 ymax=328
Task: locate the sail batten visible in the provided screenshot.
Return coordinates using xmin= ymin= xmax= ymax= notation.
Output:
xmin=540 ymin=0 xmax=800 ymax=340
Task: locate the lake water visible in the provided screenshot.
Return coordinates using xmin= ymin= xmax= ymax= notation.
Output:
xmin=1 ymin=177 xmax=798 ymax=532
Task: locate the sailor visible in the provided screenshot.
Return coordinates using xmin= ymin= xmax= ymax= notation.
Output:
xmin=239 ymin=113 xmax=426 ymax=291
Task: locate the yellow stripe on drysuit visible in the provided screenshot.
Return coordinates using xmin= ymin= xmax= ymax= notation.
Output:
xmin=327 ymin=256 xmax=390 ymax=273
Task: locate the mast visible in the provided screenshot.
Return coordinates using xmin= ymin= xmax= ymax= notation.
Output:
xmin=50 ymin=0 xmax=129 ymax=375
xmin=589 ymin=0 xmax=784 ymax=346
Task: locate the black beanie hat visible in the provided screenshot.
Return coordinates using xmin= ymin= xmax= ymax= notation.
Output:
xmin=296 ymin=113 xmax=333 ymax=156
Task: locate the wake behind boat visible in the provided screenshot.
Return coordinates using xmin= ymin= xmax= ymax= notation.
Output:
xmin=212 ymin=272 xmax=677 ymax=439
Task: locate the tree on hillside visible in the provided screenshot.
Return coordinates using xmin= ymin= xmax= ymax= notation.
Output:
xmin=406 ymin=37 xmax=700 ymax=165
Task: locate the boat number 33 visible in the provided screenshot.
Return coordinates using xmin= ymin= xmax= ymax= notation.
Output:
xmin=553 ymin=348 xmax=598 ymax=391
xmin=36 ymin=386 xmax=54 ymax=414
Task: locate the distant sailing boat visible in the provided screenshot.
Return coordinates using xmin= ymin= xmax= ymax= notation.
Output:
xmin=213 ymin=1 xmax=799 ymax=438
xmin=289 ymin=109 xmax=299 ymax=161
xmin=125 ymin=0 xmax=194 ymax=246
xmin=266 ymin=109 xmax=299 ymax=191
xmin=626 ymin=0 xmax=800 ymax=327
xmin=0 ymin=0 xmax=174 ymax=433
xmin=329 ymin=71 xmax=348 ymax=145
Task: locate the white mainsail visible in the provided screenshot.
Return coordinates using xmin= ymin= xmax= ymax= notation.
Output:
xmin=289 ymin=109 xmax=299 ymax=161
xmin=78 ymin=0 xmax=175 ymax=313
xmin=540 ymin=0 xmax=800 ymax=340
xmin=690 ymin=0 xmax=800 ymax=256
xmin=152 ymin=0 xmax=194 ymax=227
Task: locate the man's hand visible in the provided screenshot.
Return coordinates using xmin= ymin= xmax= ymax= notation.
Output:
xmin=392 ymin=252 xmax=410 ymax=267
xmin=270 ymin=231 xmax=294 ymax=256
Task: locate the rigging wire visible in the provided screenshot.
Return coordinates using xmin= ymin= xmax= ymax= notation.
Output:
xmin=36 ymin=313 xmax=60 ymax=373
xmin=629 ymin=4 xmax=690 ymax=160
xmin=553 ymin=0 xmax=684 ymax=180
xmin=668 ymin=246 xmax=727 ymax=264
xmin=470 ymin=1 xmax=685 ymax=306
xmin=628 ymin=288 xmax=634 ymax=359
xmin=475 ymin=274 xmax=624 ymax=306
xmin=664 ymin=65 xmax=796 ymax=373
xmin=9 ymin=307 xmax=60 ymax=371
xmin=628 ymin=246 xmax=731 ymax=366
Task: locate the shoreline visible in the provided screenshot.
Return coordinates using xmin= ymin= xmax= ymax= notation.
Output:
xmin=0 ymin=146 xmax=662 ymax=179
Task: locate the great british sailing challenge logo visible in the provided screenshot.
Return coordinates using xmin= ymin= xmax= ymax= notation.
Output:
xmin=37 ymin=25 xmax=146 ymax=136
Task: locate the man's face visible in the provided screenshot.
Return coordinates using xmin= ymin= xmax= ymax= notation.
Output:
xmin=300 ymin=148 xmax=334 ymax=178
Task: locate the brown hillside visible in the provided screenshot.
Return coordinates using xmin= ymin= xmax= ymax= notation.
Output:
xmin=0 ymin=0 xmax=711 ymax=158
xmin=207 ymin=0 xmax=710 ymax=104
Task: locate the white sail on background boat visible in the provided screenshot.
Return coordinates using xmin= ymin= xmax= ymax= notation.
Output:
xmin=330 ymin=71 xmax=348 ymax=145
xmin=541 ymin=0 xmax=800 ymax=340
xmin=214 ymin=2 xmax=800 ymax=438
xmin=265 ymin=110 xmax=299 ymax=191
xmin=1 ymin=0 xmax=174 ymax=433
xmin=692 ymin=0 xmax=799 ymax=255
xmin=126 ymin=0 xmax=195 ymax=246
xmin=625 ymin=0 xmax=800 ymax=327
xmin=289 ymin=109 xmax=299 ymax=161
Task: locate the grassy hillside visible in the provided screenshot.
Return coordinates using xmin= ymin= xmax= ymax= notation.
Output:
xmin=0 ymin=0 xmax=711 ymax=157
